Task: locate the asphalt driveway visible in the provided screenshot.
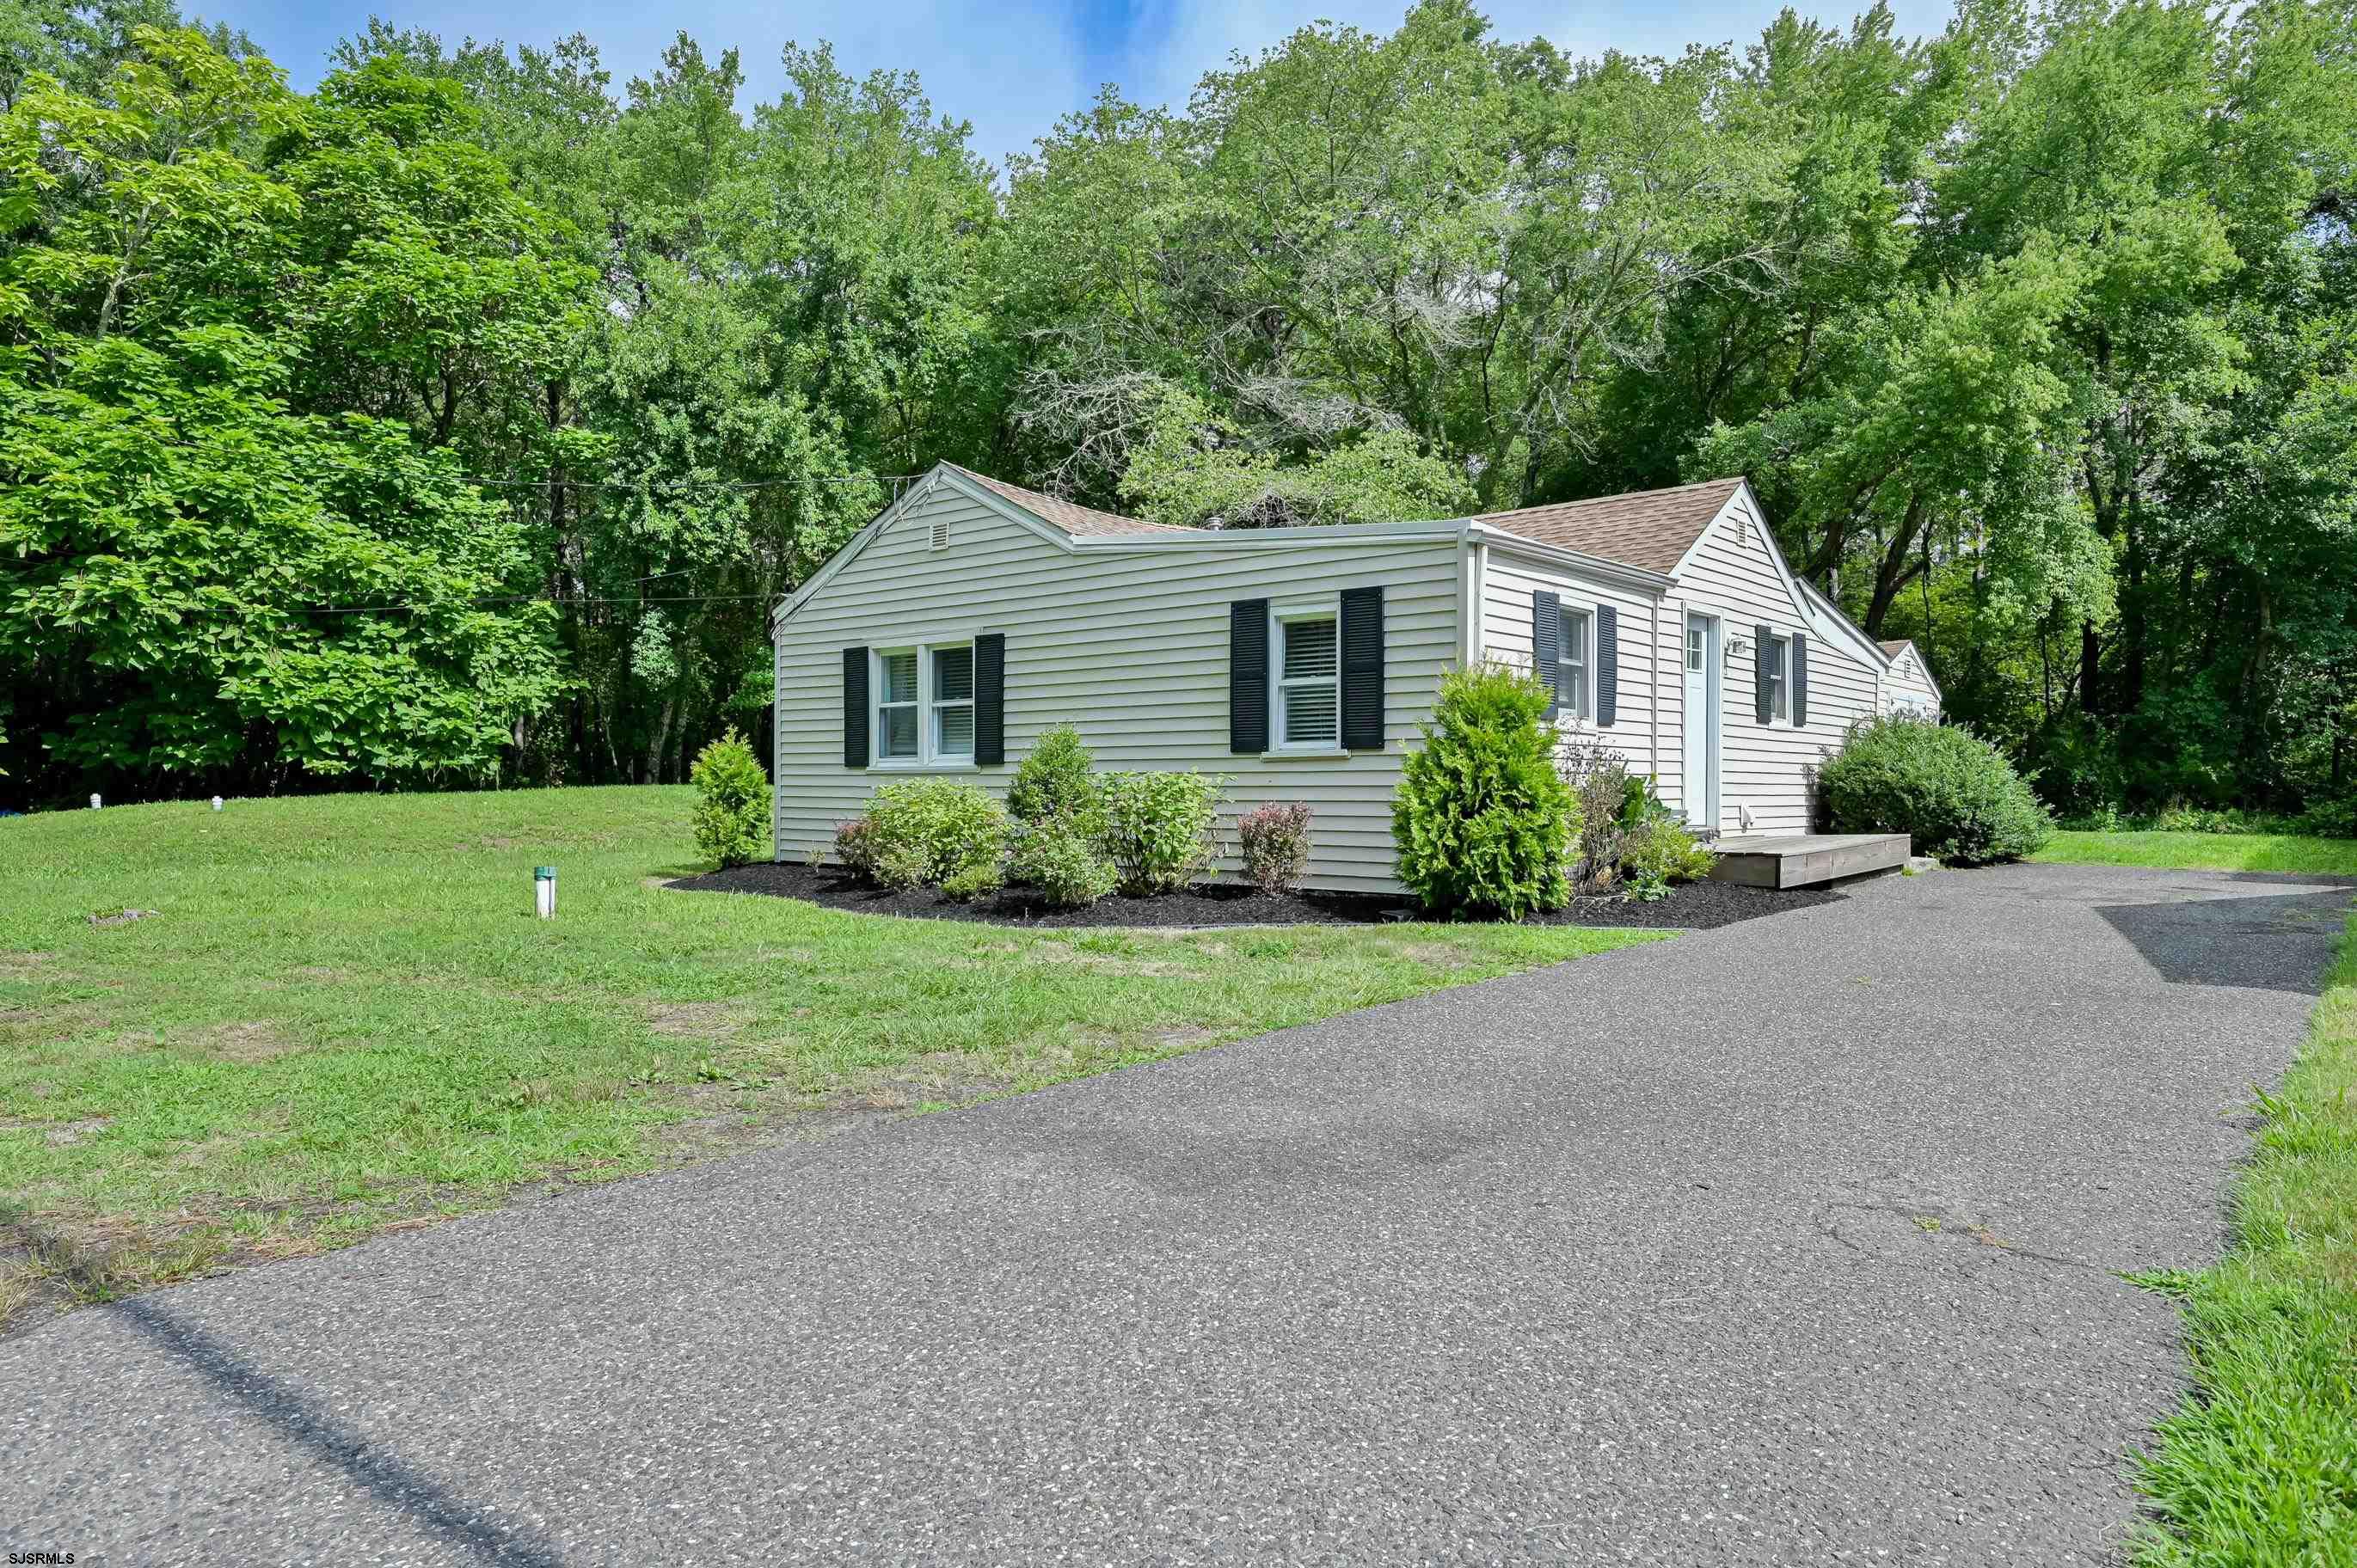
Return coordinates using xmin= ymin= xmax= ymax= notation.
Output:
xmin=6 ymin=862 xmax=2350 ymax=1565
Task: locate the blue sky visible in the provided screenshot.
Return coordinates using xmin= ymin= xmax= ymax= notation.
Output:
xmin=209 ymin=0 xmax=1956 ymax=169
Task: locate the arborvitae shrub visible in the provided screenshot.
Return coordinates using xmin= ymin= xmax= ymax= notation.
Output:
xmin=1391 ymin=665 xmax=1580 ymax=918
xmin=689 ymin=727 xmax=771 ymax=868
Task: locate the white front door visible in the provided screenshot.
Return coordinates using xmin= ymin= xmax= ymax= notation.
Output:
xmin=1682 ymin=613 xmax=1721 ymax=831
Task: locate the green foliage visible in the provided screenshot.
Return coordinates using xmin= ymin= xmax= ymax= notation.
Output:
xmin=2130 ymin=911 xmax=2357 ymax=1565
xmin=1118 ymin=389 xmax=1476 ymax=529
xmin=687 ymin=727 xmax=769 ymax=867
xmin=1622 ymin=817 xmax=1716 ymax=885
xmin=1392 ymin=665 xmax=1580 ymax=919
xmin=855 ymin=779 xmax=1007 ymax=891
xmin=937 ymin=856 xmax=1004 ymax=903
xmin=1007 ymin=724 xmax=1099 ymax=827
xmin=0 ymin=327 xmax=568 ymax=778
xmin=1236 ymin=801 xmax=1312 ymax=895
xmin=1622 ymin=871 xmax=1672 ymax=903
xmin=1006 ymin=818 xmax=1119 ymax=909
xmin=1096 ymin=770 xmax=1222 ymax=895
xmin=1820 ymin=716 xmax=2054 ymax=866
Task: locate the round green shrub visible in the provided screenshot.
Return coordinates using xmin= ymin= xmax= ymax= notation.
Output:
xmin=1818 ymin=715 xmax=2053 ymax=866
xmin=1007 ymin=819 xmax=1120 ymax=908
xmin=858 ymin=779 xmax=1009 ymax=891
xmin=1391 ymin=664 xmax=1581 ymax=918
xmin=689 ymin=727 xmax=771 ymax=868
xmin=1096 ymin=770 xmax=1222 ymax=894
xmin=1008 ymin=724 xmax=1100 ymax=829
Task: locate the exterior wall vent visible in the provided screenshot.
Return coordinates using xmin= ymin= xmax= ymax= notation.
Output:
xmin=930 ymin=516 xmax=952 ymax=551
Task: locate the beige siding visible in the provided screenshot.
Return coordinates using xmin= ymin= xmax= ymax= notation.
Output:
xmin=1882 ymin=646 xmax=1942 ymax=718
xmin=772 ymin=486 xmax=1461 ymax=894
xmin=1476 ymin=548 xmax=1673 ymax=802
xmin=1666 ymin=491 xmax=1881 ymax=834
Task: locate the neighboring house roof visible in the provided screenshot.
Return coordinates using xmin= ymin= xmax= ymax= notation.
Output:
xmin=942 ymin=463 xmax=1193 ymax=538
xmin=1458 ymin=477 xmax=1746 ymax=575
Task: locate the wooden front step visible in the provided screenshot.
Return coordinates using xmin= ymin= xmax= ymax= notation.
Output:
xmin=1707 ymin=832 xmax=1912 ymax=890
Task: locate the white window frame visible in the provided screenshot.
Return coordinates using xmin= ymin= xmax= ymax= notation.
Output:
xmin=1269 ymin=598 xmax=1342 ymax=753
xmin=1556 ymin=603 xmax=1593 ymax=721
xmin=1764 ymin=633 xmax=1791 ymax=725
xmin=871 ymin=640 xmax=977 ymax=769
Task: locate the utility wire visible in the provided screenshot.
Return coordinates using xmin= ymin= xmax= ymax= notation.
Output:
xmin=458 ymin=473 xmax=918 ymax=492
xmin=162 ymin=592 xmax=779 ymax=617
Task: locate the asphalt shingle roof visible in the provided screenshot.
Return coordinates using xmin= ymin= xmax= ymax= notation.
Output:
xmin=944 ymin=462 xmax=1746 ymax=573
xmin=1460 ymin=477 xmax=1745 ymax=574
xmin=946 ymin=465 xmax=1193 ymax=538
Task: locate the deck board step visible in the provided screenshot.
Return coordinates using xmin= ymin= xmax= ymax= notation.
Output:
xmin=1707 ymin=832 xmax=1912 ymax=890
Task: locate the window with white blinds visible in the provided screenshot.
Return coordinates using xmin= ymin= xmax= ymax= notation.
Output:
xmin=932 ymin=645 xmax=975 ymax=759
xmin=871 ymin=641 xmax=974 ymax=764
xmin=1275 ymin=609 xmax=1340 ymax=748
xmin=876 ymin=650 xmax=920 ymax=759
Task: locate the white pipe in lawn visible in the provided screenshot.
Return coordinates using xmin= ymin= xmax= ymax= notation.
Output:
xmin=212 ymin=796 xmax=223 ymax=812
xmin=535 ymin=866 xmax=557 ymax=919
xmin=89 ymin=793 xmax=101 ymax=809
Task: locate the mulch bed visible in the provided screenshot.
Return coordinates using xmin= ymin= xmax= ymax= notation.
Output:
xmin=666 ymin=861 xmax=1840 ymax=931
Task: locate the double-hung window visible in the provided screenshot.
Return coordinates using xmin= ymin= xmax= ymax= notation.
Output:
xmin=1273 ymin=603 xmax=1340 ymax=750
xmin=875 ymin=650 xmax=921 ymax=760
xmin=1764 ymin=634 xmax=1790 ymax=723
xmin=931 ymin=646 xmax=974 ymax=759
xmin=1557 ymin=605 xmax=1592 ymax=720
xmin=872 ymin=641 xmax=974 ymax=765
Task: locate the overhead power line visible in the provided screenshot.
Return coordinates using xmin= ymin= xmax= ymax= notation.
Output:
xmin=456 ymin=473 xmax=920 ymax=492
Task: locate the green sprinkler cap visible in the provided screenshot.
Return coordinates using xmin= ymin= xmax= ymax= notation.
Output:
xmin=535 ymin=866 xmax=556 ymax=880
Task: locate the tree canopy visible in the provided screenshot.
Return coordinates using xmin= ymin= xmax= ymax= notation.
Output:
xmin=3 ymin=0 xmax=2354 ymax=814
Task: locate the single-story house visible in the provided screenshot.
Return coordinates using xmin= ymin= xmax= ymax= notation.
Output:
xmin=1877 ymin=639 xmax=1944 ymax=718
xmin=770 ymin=462 xmax=1921 ymax=894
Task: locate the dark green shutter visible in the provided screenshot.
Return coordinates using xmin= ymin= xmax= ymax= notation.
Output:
xmin=1753 ymin=624 xmax=1773 ymax=724
xmin=1595 ymin=604 xmax=1618 ymax=727
xmin=1532 ymin=591 xmax=1562 ymax=719
xmin=1339 ymin=585 xmax=1384 ymax=750
xmin=1230 ymin=600 xmax=1269 ymax=753
xmin=1791 ymin=632 xmax=1808 ymax=727
xmin=974 ymin=633 xmax=1005 ymax=764
xmin=843 ymin=646 xmax=869 ymax=768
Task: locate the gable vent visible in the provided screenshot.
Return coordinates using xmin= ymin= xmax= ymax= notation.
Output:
xmin=929 ymin=516 xmax=952 ymax=551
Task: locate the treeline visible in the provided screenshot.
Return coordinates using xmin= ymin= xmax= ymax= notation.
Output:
xmin=2 ymin=0 xmax=2353 ymax=814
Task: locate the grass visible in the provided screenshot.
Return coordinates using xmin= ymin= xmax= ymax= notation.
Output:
xmin=0 ymin=787 xmax=1659 ymax=1326
xmin=2131 ymin=905 xmax=2357 ymax=1564
xmin=2033 ymin=830 xmax=2357 ymax=877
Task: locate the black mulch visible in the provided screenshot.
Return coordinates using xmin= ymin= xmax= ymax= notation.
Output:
xmin=665 ymin=861 xmax=1840 ymax=931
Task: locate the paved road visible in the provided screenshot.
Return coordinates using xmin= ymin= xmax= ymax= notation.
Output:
xmin=6 ymin=864 xmax=2350 ymax=1565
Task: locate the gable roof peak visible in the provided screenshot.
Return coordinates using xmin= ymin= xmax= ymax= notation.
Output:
xmin=937 ymin=462 xmax=1192 ymax=538
xmin=1461 ymin=477 xmax=1747 ymax=574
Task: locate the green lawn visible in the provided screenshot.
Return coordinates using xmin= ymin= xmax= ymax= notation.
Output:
xmin=2034 ymin=830 xmax=2357 ymax=877
xmin=0 ymin=787 xmax=1657 ymax=1325
xmin=2132 ymin=906 xmax=2357 ymax=1564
